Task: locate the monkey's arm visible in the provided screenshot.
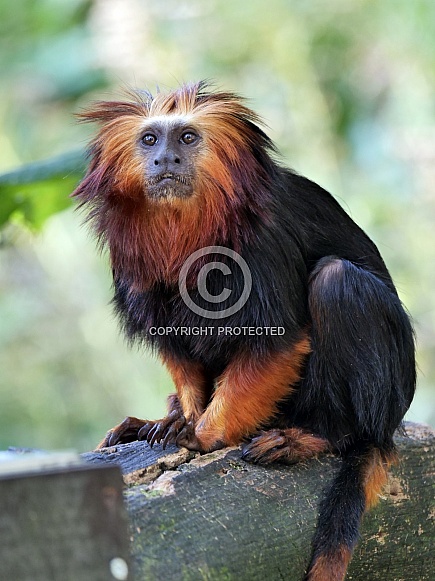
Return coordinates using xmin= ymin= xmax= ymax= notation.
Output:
xmin=161 ymin=355 xmax=210 ymax=422
xmin=97 ymin=358 xmax=210 ymax=449
xmin=188 ymin=334 xmax=311 ymax=452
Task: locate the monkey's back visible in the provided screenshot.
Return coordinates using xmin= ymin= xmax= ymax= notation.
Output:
xmin=274 ymin=169 xmax=396 ymax=292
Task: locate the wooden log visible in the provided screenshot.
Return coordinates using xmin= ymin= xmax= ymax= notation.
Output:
xmin=83 ymin=422 xmax=435 ymax=581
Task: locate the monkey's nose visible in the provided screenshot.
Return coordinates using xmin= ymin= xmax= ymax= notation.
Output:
xmin=153 ymin=153 xmax=181 ymax=169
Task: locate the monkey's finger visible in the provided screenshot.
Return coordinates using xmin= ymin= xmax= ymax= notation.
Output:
xmin=147 ymin=422 xmax=167 ymax=447
xmin=97 ymin=416 xmax=149 ymax=448
xmin=137 ymin=422 xmax=155 ymax=440
xmin=162 ymin=418 xmax=186 ymax=449
xmin=97 ymin=431 xmax=114 ymax=449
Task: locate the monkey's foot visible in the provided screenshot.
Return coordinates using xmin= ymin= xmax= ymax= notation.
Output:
xmin=241 ymin=428 xmax=329 ymax=465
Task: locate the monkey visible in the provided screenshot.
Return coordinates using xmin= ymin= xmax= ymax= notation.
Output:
xmin=72 ymin=81 xmax=416 ymax=581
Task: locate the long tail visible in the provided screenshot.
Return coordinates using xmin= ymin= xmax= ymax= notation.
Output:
xmin=304 ymin=444 xmax=395 ymax=581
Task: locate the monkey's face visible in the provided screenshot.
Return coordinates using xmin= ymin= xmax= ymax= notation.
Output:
xmin=140 ymin=117 xmax=200 ymax=200
xmin=74 ymin=82 xmax=275 ymax=218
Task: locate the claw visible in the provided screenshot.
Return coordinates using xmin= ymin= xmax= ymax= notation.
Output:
xmin=107 ymin=431 xmax=119 ymax=447
xmin=98 ymin=409 xmax=192 ymax=450
xmin=148 ymin=423 xmax=162 ymax=447
xmin=162 ymin=427 xmax=175 ymax=450
xmin=96 ymin=416 xmax=150 ymax=449
xmin=139 ymin=413 xmax=188 ymax=448
xmin=137 ymin=422 xmax=154 ymax=440
xmin=161 ymin=416 xmax=187 ymax=449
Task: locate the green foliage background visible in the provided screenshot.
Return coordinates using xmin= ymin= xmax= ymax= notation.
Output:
xmin=1 ymin=0 xmax=434 ymax=451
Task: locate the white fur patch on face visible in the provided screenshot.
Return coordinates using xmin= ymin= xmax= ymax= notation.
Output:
xmin=140 ymin=114 xmax=195 ymax=129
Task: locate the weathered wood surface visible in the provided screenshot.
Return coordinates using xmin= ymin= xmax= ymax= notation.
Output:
xmin=83 ymin=423 xmax=435 ymax=581
xmin=0 ymin=452 xmax=131 ymax=581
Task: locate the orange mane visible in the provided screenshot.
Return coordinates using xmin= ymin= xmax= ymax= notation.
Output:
xmin=72 ymin=81 xmax=277 ymax=289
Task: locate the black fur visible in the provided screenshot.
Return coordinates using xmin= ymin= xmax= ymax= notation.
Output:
xmin=111 ymin=165 xmax=415 ymax=578
xmin=113 ymin=168 xmax=415 ymax=454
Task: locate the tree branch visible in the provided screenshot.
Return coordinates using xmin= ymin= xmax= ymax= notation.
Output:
xmin=83 ymin=422 xmax=435 ymax=581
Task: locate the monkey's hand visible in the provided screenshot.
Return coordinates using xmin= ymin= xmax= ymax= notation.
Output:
xmin=97 ymin=409 xmax=188 ymax=449
xmin=138 ymin=410 xmax=192 ymax=449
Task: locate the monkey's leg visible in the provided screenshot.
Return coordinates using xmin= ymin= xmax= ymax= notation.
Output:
xmin=300 ymin=256 xmax=414 ymax=581
xmin=97 ymin=358 xmax=209 ymax=449
xmin=303 ymin=256 xmax=415 ymax=448
xmin=184 ymin=334 xmax=311 ymax=452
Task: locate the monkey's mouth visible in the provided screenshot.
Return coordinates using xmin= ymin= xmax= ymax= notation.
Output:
xmin=146 ymin=173 xmax=194 ymax=199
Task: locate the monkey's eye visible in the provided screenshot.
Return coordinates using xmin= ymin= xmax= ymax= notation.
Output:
xmin=142 ymin=133 xmax=157 ymax=146
xmin=180 ymin=131 xmax=198 ymax=145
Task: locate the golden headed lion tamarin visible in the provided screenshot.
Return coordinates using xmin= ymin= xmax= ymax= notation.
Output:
xmin=72 ymin=81 xmax=415 ymax=581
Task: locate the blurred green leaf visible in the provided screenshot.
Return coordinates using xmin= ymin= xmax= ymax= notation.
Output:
xmin=0 ymin=149 xmax=87 ymax=229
